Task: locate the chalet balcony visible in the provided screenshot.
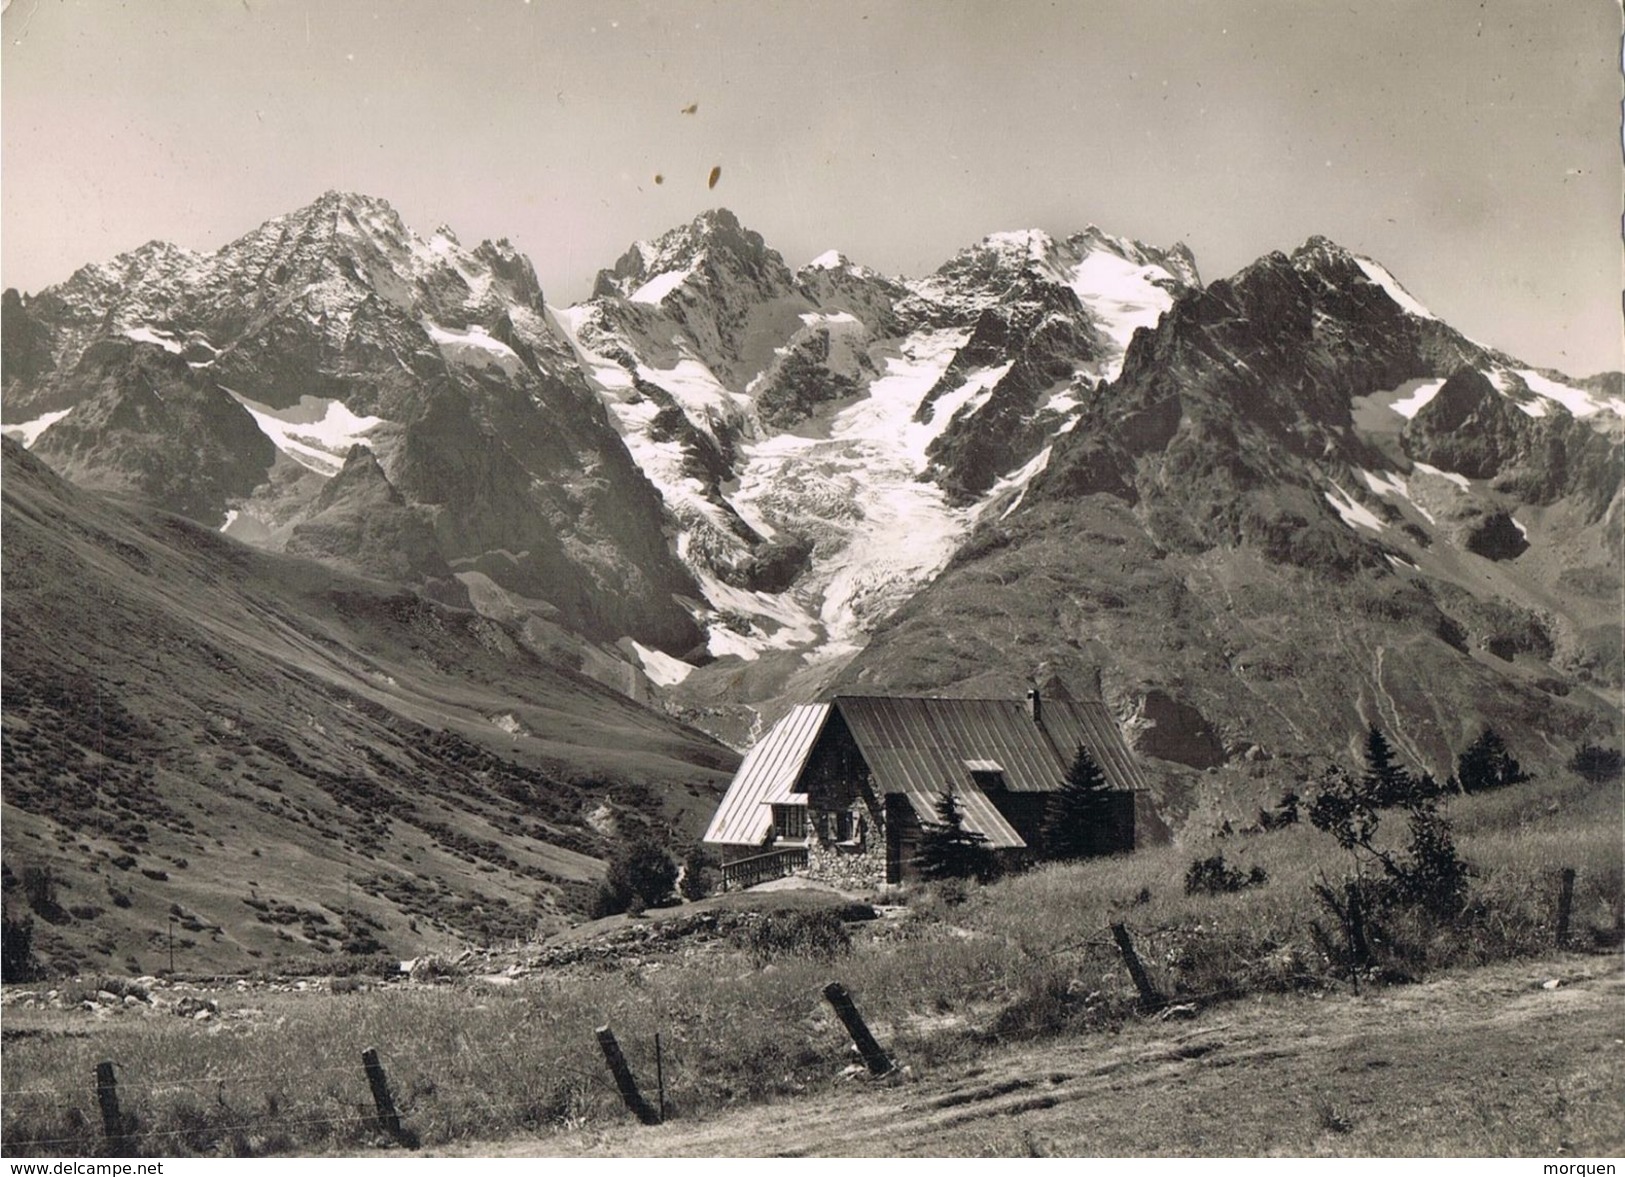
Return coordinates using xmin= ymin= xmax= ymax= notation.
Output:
xmin=719 ymin=845 xmax=808 ymax=891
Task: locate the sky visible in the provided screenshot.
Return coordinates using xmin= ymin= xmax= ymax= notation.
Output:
xmin=2 ymin=0 xmax=1620 ymax=374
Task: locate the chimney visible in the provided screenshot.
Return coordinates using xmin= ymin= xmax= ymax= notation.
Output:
xmin=1026 ymin=686 xmax=1042 ymax=724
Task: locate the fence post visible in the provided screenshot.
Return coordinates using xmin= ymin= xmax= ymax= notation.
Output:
xmin=94 ymin=1061 xmax=129 ymax=1156
xmin=1556 ymin=867 xmax=1576 ymax=948
xmin=1109 ymin=922 xmax=1165 ymax=1012
xmin=595 ymin=1026 xmax=661 ymax=1125
xmin=655 ymin=1032 xmax=667 ymax=1124
xmin=361 ymin=1047 xmax=417 ymax=1148
xmin=822 ymin=982 xmax=894 ymax=1075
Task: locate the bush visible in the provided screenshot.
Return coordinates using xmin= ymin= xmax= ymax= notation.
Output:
xmin=1183 ymin=853 xmax=1268 ymax=895
xmin=679 ymin=846 xmax=715 ymax=902
xmin=736 ymin=909 xmax=851 ymax=966
xmin=589 ymin=840 xmax=678 ymax=918
xmin=1310 ymin=726 xmax=1468 ymax=923
xmin=1569 ymin=743 xmax=1623 ymax=784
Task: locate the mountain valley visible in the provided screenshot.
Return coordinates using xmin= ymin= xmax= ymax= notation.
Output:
xmin=3 ymin=193 xmax=1620 ymax=972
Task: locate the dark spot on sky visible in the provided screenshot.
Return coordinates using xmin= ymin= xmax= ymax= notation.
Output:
xmin=707 ymin=165 xmax=721 ymax=189
xmin=654 ymin=173 xmax=664 ymax=185
xmin=681 ymin=103 xmax=698 ymax=115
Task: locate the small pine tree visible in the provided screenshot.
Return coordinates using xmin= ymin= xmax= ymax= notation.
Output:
xmin=1042 ymin=744 xmax=1116 ymax=860
xmin=1455 ymin=727 xmax=1531 ymax=794
xmin=915 ymin=787 xmax=999 ymax=883
xmin=1359 ymin=726 xmax=1411 ymax=808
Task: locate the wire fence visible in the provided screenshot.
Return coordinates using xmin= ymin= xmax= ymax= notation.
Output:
xmin=6 ymin=889 xmax=1565 ymax=1157
xmin=1 ymin=916 xmax=1205 ymax=1153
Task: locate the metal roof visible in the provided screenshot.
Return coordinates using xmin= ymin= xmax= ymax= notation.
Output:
xmin=836 ymin=695 xmax=1145 ymax=795
xmin=704 ymin=693 xmax=1145 ymax=852
xmin=701 ymin=704 xmax=829 ymax=846
xmin=840 ymin=694 xmax=1145 ymax=850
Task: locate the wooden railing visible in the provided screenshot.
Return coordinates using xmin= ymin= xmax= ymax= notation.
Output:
xmin=721 ymin=846 xmax=808 ymax=890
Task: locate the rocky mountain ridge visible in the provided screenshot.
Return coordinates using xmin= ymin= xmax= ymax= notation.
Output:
xmin=5 ymin=194 xmax=1620 ymax=777
xmin=5 ymin=191 xmax=703 ymax=653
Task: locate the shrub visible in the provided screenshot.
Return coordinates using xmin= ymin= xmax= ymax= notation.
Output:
xmin=1569 ymin=743 xmax=1623 ymax=784
xmin=736 ymin=909 xmax=851 ymax=966
xmin=589 ymin=840 xmax=678 ymax=918
xmin=679 ymin=846 xmax=715 ymax=902
xmin=1183 ymin=853 xmax=1268 ymax=895
xmin=1310 ymin=726 xmax=1468 ymax=923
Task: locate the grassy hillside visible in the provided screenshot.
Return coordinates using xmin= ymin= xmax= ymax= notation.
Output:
xmin=2 ymin=765 xmax=1615 ymax=1156
xmin=1 ymin=439 xmax=737 ymax=976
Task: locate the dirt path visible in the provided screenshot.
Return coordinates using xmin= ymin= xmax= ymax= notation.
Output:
xmin=445 ymin=954 xmax=1623 ymax=1157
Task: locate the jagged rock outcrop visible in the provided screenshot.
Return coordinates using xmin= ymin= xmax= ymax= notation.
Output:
xmin=3 ymin=191 xmax=704 ymax=652
xmin=841 ymin=236 xmax=1622 ymax=783
xmin=1404 ymin=366 xmax=1623 ymax=517
xmin=28 ymin=338 xmax=276 ymax=522
xmin=284 ymin=444 xmax=454 ymax=586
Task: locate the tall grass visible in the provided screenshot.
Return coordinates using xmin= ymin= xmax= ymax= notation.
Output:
xmin=2 ymin=774 xmax=1615 ymax=1157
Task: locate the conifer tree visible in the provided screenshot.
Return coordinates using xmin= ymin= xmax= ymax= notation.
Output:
xmin=1455 ymin=727 xmax=1531 ymax=794
xmin=915 ymin=786 xmax=998 ymax=882
xmin=1042 ymin=744 xmax=1116 ymax=860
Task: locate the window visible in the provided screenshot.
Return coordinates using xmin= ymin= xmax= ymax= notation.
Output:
xmin=773 ymin=804 xmax=807 ymax=841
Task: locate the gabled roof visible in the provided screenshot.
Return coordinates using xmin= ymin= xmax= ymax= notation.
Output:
xmin=701 ymin=704 xmax=829 ymax=846
xmin=703 ymin=693 xmax=1145 ymax=851
xmin=835 ymin=695 xmax=1145 ymax=795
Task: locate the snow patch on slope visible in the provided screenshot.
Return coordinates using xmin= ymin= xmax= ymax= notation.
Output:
xmin=425 ymin=322 xmax=525 ymax=376
xmin=1360 ymin=468 xmax=1435 ymax=524
xmin=631 ymin=641 xmax=696 ymax=686
xmin=226 ymin=391 xmax=386 ymax=476
xmin=1411 ymin=461 xmax=1472 ymax=491
xmin=2 ymin=408 xmax=74 ymax=447
xmin=629 ymin=266 xmax=695 ymax=305
xmin=1389 ymin=377 xmax=1448 ymax=419
xmin=123 ymin=326 xmax=185 ymax=354
xmin=1355 ymin=256 xmax=1436 ymax=320
xmin=1515 ymin=369 xmax=1625 ymax=419
xmin=1324 ymin=483 xmax=1385 ymax=533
